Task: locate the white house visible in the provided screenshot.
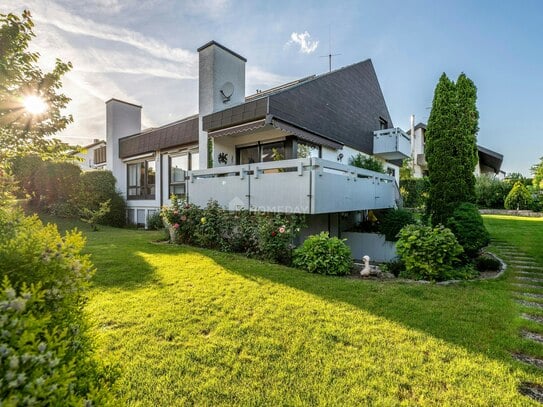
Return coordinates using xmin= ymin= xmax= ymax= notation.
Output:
xmin=408 ymin=122 xmax=504 ymax=179
xmin=105 ymin=41 xmax=411 ymax=232
xmin=73 ymin=139 xmax=107 ymax=171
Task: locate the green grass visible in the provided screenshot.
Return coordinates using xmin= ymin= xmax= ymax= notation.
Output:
xmin=48 ymin=216 xmax=543 ymax=406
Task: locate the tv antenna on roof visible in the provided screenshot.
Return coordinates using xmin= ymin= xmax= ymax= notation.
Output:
xmin=320 ymin=25 xmax=341 ymax=72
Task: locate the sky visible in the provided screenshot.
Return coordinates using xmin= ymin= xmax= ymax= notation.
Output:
xmin=2 ymin=0 xmax=542 ymax=175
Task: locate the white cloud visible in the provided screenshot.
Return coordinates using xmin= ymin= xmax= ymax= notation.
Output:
xmin=286 ymin=31 xmax=319 ymax=54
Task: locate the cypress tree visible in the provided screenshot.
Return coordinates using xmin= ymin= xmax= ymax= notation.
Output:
xmin=425 ymin=73 xmax=479 ymax=225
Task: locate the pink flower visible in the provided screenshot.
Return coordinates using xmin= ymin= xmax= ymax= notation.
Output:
xmin=173 ymin=223 xmax=180 ymax=229
xmin=278 ymin=226 xmax=286 ymax=234
xmin=180 ymin=215 xmax=187 ymax=222
xmin=173 ymin=210 xmax=179 ymax=215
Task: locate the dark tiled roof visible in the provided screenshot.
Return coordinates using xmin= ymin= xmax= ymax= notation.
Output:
xmin=268 ymin=59 xmax=392 ymax=155
xmin=478 ymin=145 xmax=503 ymax=173
xmin=203 ymin=59 xmax=393 ymax=155
xmin=119 ymin=115 xmax=198 ymax=159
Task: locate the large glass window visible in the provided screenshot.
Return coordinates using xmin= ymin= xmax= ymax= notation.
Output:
xmin=169 ymin=151 xmax=198 ymax=199
xmin=127 ymin=159 xmax=156 ymax=200
xmin=261 ymin=142 xmax=285 ymax=162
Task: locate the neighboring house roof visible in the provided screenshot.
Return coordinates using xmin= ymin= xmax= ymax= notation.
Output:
xmin=119 ymin=115 xmax=198 ymax=159
xmin=119 ymin=59 xmax=392 ymax=159
xmin=477 ymin=145 xmax=503 ymax=174
xmin=82 ymin=140 xmax=106 ymax=149
xmin=203 ymin=59 xmax=393 ymax=156
xmin=406 ymin=122 xmax=426 ymax=135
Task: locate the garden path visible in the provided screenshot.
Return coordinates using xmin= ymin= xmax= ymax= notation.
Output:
xmin=492 ymin=240 xmax=543 ymax=403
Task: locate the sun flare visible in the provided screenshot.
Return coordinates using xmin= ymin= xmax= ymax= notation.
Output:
xmin=23 ymin=95 xmax=47 ymax=115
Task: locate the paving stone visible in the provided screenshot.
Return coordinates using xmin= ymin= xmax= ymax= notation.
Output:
xmin=519 ymin=382 xmax=543 ymax=403
xmin=512 ymin=283 xmax=543 ymax=291
xmin=515 ymin=265 xmax=543 ymax=271
xmin=520 ymin=292 xmax=543 ymax=300
xmin=515 ymin=276 xmax=543 ymax=284
xmin=517 ymin=271 xmax=543 ymax=277
xmin=522 ymin=313 xmax=543 ymax=324
xmin=512 ymin=353 xmax=543 ymax=369
xmin=522 ymin=330 xmax=543 ymax=344
xmin=516 ymin=300 xmax=543 ymax=310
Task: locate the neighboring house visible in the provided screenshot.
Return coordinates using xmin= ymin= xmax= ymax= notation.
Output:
xmin=105 ymin=41 xmax=411 ymax=230
xmin=73 ymin=139 xmax=107 ymax=171
xmin=408 ymin=122 xmax=504 ymax=179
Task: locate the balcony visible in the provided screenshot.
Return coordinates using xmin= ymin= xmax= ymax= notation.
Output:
xmin=186 ymin=158 xmax=399 ymax=214
xmin=373 ymin=128 xmax=411 ymax=160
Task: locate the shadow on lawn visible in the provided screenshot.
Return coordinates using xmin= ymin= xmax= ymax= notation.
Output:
xmin=202 ymin=249 xmax=527 ymax=370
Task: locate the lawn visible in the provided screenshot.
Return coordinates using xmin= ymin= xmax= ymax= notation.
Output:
xmin=50 ymin=216 xmax=543 ymax=406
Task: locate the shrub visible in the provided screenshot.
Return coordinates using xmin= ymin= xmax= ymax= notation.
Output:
xmin=257 ymin=213 xmax=305 ymax=265
xmin=0 ymin=207 xmax=113 ymax=403
xmin=161 ymin=195 xmax=202 ymax=245
xmin=348 ymin=153 xmax=385 ymax=173
xmin=195 ymin=200 xmax=231 ymax=250
xmin=504 ymin=181 xmax=533 ymax=210
xmin=396 ymin=224 xmax=464 ymax=281
xmin=475 ymin=255 xmax=501 ymax=272
xmin=400 ymin=178 xmax=430 ymax=209
xmin=475 ymin=175 xmax=512 ymax=209
xmin=446 ymin=202 xmax=490 ymax=258
xmin=80 ymin=200 xmax=111 ymax=231
xmin=77 ymin=171 xmax=126 ymax=227
xmin=379 ymin=209 xmax=416 ymax=241
xmin=0 ymin=279 xmax=81 ymax=405
xmin=226 ymin=210 xmax=260 ymax=256
xmin=147 ymin=211 xmax=164 ymax=230
xmin=293 ymin=232 xmax=353 ymax=276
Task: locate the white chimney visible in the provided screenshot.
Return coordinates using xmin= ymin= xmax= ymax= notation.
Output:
xmin=197 ymin=41 xmax=246 ymax=169
xmin=105 ymin=98 xmax=142 ymax=196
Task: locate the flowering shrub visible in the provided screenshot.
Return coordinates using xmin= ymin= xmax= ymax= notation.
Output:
xmin=161 ymin=198 xmax=305 ymax=264
xmin=293 ymin=232 xmax=353 ymax=275
xmin=257 ymin=213 xmax=305 ymax=264
xmin=161 ymin=195 xmax=202 ymax=245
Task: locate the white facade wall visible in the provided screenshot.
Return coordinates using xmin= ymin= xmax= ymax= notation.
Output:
xmin=74 ymin=141 xmax=106 ymax=171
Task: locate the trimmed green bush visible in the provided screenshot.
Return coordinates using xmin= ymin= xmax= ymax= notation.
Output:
xmin=381 ymin=259 xmax=406 ymax=277
xmin=446 ymin=202 xmax=490 ymax=258
xmin=77 ymin=171 xmax=126 ymax=227
xmin=400 ymin=178 xmax=429 ymax=209
xmin=379 ymin=209 xmax=416 ymax=241
xmin=293 ymin=232 xmax=353 ymax=276
xmin=504 ymin=181 xmax=533 ymax=210
xmin=396 ymin=224 xmax=464 ymax=281
xmin=257 ymin=213 xmax=305 ymax=265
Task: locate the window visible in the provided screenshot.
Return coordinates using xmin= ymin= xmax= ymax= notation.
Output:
xmin=379 ymin=117 xmax=388 ymax=130
xmin=237 ymin=140 xmax=292 ymax=164
xmin=127 ymin=159 xmax=155 ymax=200
xmin=169 ymin=151 xmax=198 ymax=199
xmin=387 ymin=167 xmax=396 ymax=177
xmin=93 ymin=145 xmax=106 ymax=164
xmin=261 ymin=142 xmax=285 ymax=162
xmin=296 ymin=142 xmax=321 ymax=158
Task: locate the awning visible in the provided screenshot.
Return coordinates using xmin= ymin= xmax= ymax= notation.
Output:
xmin=272 ymin=119 xmax=343 ymax=149
xmin=208 ymin=119 xmax=267 ymax=138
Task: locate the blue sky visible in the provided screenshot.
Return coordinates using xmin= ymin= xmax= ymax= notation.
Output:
xmin=2 ymin=0 xmax=542 ymax=175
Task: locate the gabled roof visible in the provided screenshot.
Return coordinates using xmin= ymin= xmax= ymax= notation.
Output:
xmin=203 ymin=59 xmax=393 ymax=155
xmin=120 ymin=59 xmax=393 ymax=158
xmin=119 ymin=115 xmax=198 ymax=159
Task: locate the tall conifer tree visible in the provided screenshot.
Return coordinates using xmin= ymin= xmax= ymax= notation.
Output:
xmin=425 ymin=73 xmax=479 ymax=225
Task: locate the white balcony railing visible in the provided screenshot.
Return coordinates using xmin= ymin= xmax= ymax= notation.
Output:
xmin=373 ymin=128 xmax=411 ymax=160
xmin=187 ymin=158 xmax=398 ymax=214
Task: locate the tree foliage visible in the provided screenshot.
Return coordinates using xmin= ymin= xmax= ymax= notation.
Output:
xmin=0 ymin=10 xmax=73 ymax=166
xmin=425 ymin=73 xmax=479 ymax=225
xmin=504 ymin=181 xmax=533 ymax=210
xmin=531 ymin=156 xmax=543 ymax=190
